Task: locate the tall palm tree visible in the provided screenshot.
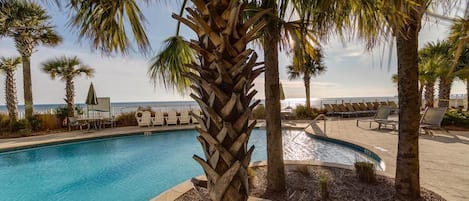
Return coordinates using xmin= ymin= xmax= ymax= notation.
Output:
xmin=41 ymin=56 xmax=94 ymax=117
xmin=0 ymin=56 xmax=21 ymax=123
xmin=449 ymin=17 xmax=469 ymax=110
xmin=287 ymin=48 xmax=326 ymax=109
xmin=150 ymin=1 xmax=321 ymax=192
xmin=172 ymin=0 xmax=268 ymax=200
xmin=0 ymin=0 xmax=62 ymax=119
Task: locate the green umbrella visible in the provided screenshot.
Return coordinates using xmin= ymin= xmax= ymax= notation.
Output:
xmin=86 ymin=82 xmax=98 ymax=105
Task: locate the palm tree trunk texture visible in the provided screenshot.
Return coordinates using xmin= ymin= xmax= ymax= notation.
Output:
xmin=424 ymin=82 xmax=435 ymax=108
xmin=173 ymin=1 xmax=267 ymax=200
xmin=395 ymin=11 xmax=421 ymax=200
xmin=304 ymin=74 xmax=311 ymax=110
xmin=438 ymin=78 xmax=453 ymax=108
xmin=5 ymin=70 xmax=19 ymax=122
xmin=262 ymin=0 xmax=286 ymax=192
xmin=66 ymin=78 xmax=75 ymax=117
xmin=21 ymin=56 xmax=34 ymax=119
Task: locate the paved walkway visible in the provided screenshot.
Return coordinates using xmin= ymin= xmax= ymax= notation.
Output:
xmin=305 ymin=117 xmax=469 ymax=201
xmin=1 ymin=119 xmax=468 ymax=201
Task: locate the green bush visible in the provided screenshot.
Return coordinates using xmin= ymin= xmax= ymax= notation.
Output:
xmin=36 ymin=114 xmax=61 ymax=131
xmin=442 ymin=110 xmax=469 ymax=128
xmin=251 ymin=104 xmax=265 ymax=119
xmin=319 ymin=173 xmax=329 ymax=200
xmin=116 ymin=112 xmax=138 ymax=127
xmin=0 ymin=113 xmax=9 ymax=133
xmin=295 ymin=105 xmax=318 ymax=119
xmin=354 ymin=161 xmax=376 ymax=184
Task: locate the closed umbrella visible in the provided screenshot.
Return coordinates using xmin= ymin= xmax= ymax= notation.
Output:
xmin=86 ymin=82 xmax=98 ymax=105
xmin=86 ymin=82 xmax=98 ymax=117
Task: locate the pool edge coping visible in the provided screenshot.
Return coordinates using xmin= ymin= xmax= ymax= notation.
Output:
xmin=0 ymin=126 xmax=196 ymax=153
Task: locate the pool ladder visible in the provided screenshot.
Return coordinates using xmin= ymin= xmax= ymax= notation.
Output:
xmin=144 ymin=131 xmax=152 ymax=136
xmin=305 ymin=114 xmax=327 ymax=135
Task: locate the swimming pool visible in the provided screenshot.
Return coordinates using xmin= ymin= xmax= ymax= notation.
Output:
xmin=0 ymin=129 xmax=381 ymax=201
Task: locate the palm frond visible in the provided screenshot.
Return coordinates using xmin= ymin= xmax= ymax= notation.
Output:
xmin=67 ymin=0 xmax=150 ymax=54
xmin=148 ymin=36 xmax=195 ymax=93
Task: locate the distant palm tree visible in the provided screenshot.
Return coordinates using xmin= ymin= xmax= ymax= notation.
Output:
xmin=0 ymin=0 xmax=62 ymax=119
xmin=0 ymin=56 xmax=21 ymax=123
xmin=287 ymin=48 xmax=326 ymax=110
xmin=42 ymin=56 xmax=94 ymax=117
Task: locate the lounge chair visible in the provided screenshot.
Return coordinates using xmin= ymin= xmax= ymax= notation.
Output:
xmin=135 ymin=111 xmax=151 ymax=127
xmin=101 ymin=116 xmax=116 ymax=128
xmin=166 ymin=110 xmax=178 ymax=125
xmin=419 ymin=107 xmax=447 ymax=135
xmin=151 ymin=111 xmax=165 ymax=126
xmin=179 ymin=110 xmax=191 ymax=125
xmin=323 ymin=104 xmax=336 ymax=115
xmin=191 ymin=109 xmax=203 ymax=124
xmin=68 ymin=117 xmax=89 ymax=131
xmin=356 ymin=106 xmax=393 ymax=129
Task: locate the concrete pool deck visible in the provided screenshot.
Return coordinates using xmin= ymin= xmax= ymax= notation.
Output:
xmin=1 ymin=118 xmax=468 ymax=201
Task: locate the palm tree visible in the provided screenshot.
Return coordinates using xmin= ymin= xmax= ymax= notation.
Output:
xmin=287 ymin=48 xmax=326 ymax=110
xmin=0 ymin=0 xmax=62 ymax=119
xmin=41 ymin=56 xmax=94 ymax=117
xmin=0 ymin=56 xmax=21 ymax=123
xmin=172 ymin=1 xmax=269 ymax=200
xmin=449 ymin=17 xmax=469 ymax=110
xmin=150 ymin=1 xmax=321 ymax=192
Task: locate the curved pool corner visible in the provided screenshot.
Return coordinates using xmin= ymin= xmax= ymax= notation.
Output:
xmin=303 ymin=128 xmax=386 ymax=172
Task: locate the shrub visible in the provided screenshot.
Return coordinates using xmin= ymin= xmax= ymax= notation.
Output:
xmin=319 ymin=173 xmax=329 ymax=200
xmin=116 ymin=112 xmax=138 ymax=127
xmin=0 ymin=113 xmax=9 ymax=134
xmin=35 ymin=114 xmax=61 ymax=131
xmin=354 ymin=161 xmax=376 ymax=183
xmin=442 ymin=110 xmax=469 ymax=128
xmin=295 ymin=105 xmax=318 ymax=119
xmin=251 ymin=104 xmax=265 ymax=119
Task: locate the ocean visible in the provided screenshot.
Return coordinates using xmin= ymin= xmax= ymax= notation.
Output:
xmin=0 ymin=96 xmax=400 ymax=118
xmin=0 ymin=94 xmax=467 ymax=118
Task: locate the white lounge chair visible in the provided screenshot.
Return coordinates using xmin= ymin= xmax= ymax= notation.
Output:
xmin=179 ymin=110 xmax=191 ymax=125
xmin=135 ymin=111 xmax=151 ymax=127
xmin=420 ymin=107 xmax=447 ymax=135
xmin=166 ymin=110 xmax=178 ymax=125
xmin=68 ymin=117 xmax=89 ymax=131
xmin=151 ymin=111 xmax=165 ymax=126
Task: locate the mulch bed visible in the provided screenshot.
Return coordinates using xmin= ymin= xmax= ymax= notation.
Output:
xmin=176 ymin=165 xmax=446 ymax=201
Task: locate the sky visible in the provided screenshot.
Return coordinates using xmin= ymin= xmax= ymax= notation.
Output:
xmin=0 ymin=2 xmax=467 ymax=105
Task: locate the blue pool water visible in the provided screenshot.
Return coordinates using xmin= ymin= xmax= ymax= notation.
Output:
xmin=0 ymin=129 xmax=380 ymax=201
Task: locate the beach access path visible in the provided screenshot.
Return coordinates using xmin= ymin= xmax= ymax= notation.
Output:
xmin=0 ymin=118 xmax=468 ymax=201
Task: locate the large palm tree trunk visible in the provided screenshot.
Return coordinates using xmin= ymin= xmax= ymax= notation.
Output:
xmin=66 ymin=78 xmax=75 ymax=117
xmin=438 ymin=77 xmax=453 ymax=108
xmin=424 ymin=82 xmax=435 ymax=108
xmin=174 ymin=1 xmax=268 ymax=200
xmin=262 ymin=0 xmax=286 ymax=192
xmin=304 ymin=74 xmax=311 ymax=109
xmin=21 ymin=56 xmax=34 ymax=119
xmin=5 ymin=70 xmax=18 ymax=122
xmin=395 ymin=11 xmax=421 ymax=200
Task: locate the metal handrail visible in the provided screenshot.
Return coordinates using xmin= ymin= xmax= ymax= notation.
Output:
xmin=305 ymin=114 xmax=328 ymax=135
